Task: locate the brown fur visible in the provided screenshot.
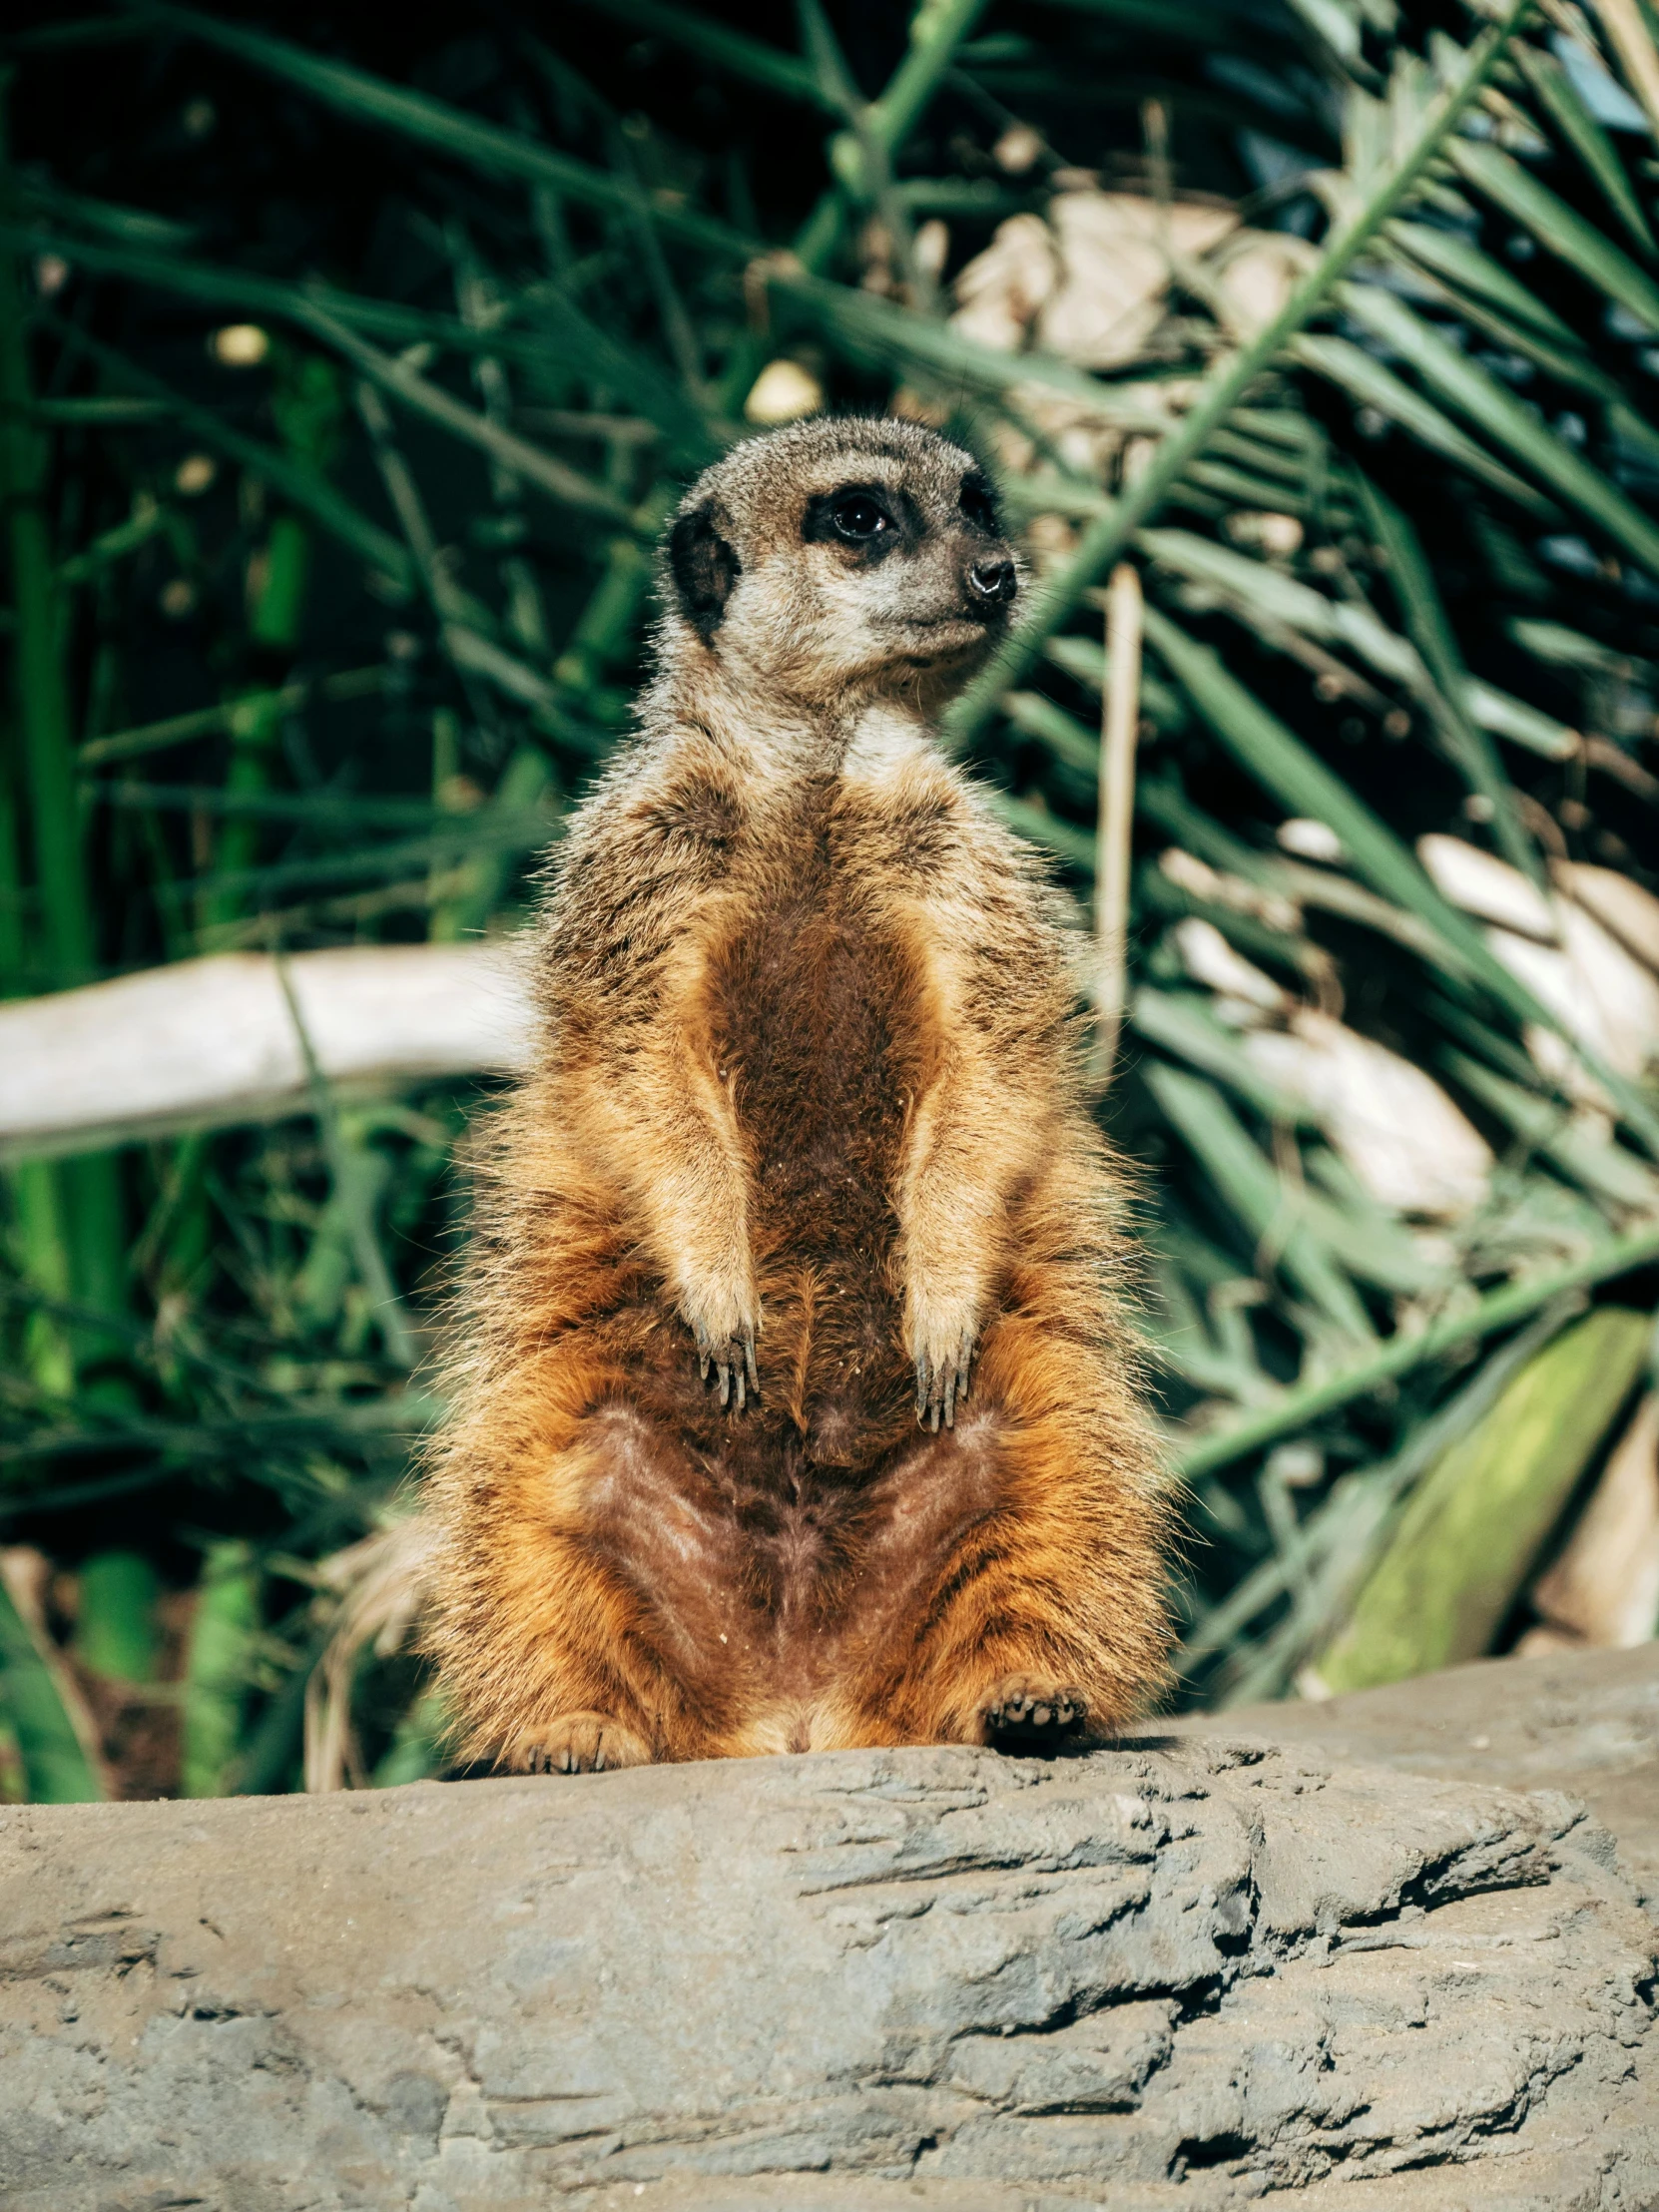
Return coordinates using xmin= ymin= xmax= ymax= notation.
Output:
xmin=423 ymin=417 xmax=1173 ymax=1771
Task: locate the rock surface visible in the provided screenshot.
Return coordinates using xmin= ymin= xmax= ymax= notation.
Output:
xmin=1170 ymin=1641 xmax=1659 ymax=1922
xmin=2 ymin=1691 xmax=1656 ymax=2210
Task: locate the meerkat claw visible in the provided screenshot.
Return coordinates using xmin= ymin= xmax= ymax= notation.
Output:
xmin=915 ymin=1332 xmax=976 ymax=1431
xmin=697 ymin=1320 xmax=758 ymax=1410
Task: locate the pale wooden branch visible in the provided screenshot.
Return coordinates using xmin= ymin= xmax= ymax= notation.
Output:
xmin=0 ymin=943 xmax=536 ymax=1163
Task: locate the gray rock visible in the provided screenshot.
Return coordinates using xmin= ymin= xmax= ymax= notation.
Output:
xmin=1 ymin=1727 xmax=1654 ymax=2210
xmin=1166 ymin=1642 xmax=1659 ymax=1922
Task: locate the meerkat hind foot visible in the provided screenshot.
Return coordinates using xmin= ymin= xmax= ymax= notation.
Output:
xmin=506 ymin=1713 xmax=652 ymax=1776
xmin=978 ymin=1676 xmax=1089 ymax=1753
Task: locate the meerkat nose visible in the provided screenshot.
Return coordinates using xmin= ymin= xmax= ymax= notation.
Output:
xmin=966 ymin=558 xmax=1016 ymax=606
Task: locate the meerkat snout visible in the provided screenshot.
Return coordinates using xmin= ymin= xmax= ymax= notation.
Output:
xmin=662 ymin=415 xmax=1020 ymax=706
xmin=966 ymin=554 xmax=1017 ymax=607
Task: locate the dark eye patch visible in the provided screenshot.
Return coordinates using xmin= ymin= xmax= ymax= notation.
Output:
xmin=803 ymin=482 xmax=916 ymax=560
xmin=959 ymin=472 xmax=1001 ymax=536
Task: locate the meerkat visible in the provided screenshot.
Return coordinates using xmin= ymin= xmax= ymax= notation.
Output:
xmin=424 ymin=414 xmax=1172 ymax=1774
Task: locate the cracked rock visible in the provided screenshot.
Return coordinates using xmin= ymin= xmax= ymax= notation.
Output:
xmin=0 ymin=1737 xmax=1653 ymax=2210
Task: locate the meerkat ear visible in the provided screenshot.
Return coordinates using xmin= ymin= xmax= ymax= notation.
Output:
xmin=668 ymin=502 xmax=741 ymax=643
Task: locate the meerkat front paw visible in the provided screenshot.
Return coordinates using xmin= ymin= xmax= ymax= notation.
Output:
xmin=907 ymin=1292 xmax=978 ymax=1430
xmin=978 ymin=1676 xmax=1089 ymax=1752
xmin=694 ymin=1318 xmax=759 ymax=1410
xmin=682 ymin=1280 xmax=761 ymax=1409
xmin=503 ymin=1712 xmax=652 ymax=1775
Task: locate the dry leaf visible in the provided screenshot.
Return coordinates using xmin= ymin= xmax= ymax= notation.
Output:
xmin=1244 ymin=1009 xmax=1493 ymax=1219
xmin=1212 ymin=232 xmax=1318 ymax=334
xmin=304 ymin=1517 xmax=439 ymax=1795
xmin=951 ymin=214 xmax=1058 ymax=352
xmin=1172 ymin=915 xmax=1289 ymax=1013
xmin=1556 ymin=861 xmax=1659 ymax=974
xmin=744 ymin=358 xmax=824 ymax=425
xmin=1040 ymin=194 xmax=1236 ymax=368
xmin=1417 ymin=833 xmax=1556 ymax=940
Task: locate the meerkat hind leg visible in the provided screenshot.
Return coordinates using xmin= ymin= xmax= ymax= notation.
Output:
xmin=978 ymin=1674 xmax=1091 ymax=1752
xmin=505 ymin=1712 xmax=652 ymax=1776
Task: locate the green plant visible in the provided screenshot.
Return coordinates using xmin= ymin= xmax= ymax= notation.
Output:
xmin=5 ymin=0 xmax=1659 ymax=1795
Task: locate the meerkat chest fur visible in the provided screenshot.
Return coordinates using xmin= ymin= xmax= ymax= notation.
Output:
xmin=429 ymin=417 xmax=1171 ymax=1773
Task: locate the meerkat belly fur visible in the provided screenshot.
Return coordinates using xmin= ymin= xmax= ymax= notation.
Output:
xmin=425 ymin=416 xmax=1172 ymax=1774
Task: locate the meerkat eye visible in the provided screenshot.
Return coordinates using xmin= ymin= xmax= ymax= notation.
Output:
xmin=830 ymin=493 xmax=892 ymax=541
xmin=959 ymin=475 xmax=1000 ymax=535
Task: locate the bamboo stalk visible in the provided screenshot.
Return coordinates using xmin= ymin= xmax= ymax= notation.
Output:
xmin=0 ymin=81 xmax=126 ymax=1359
xmin=74 ymin=1550 xmax=162 ymax=1682
xmin=1313 ymin=1307 xmax=1651 ymax=1690
xmin=180 ymin=1541 xmax=258 ymax=1799
xmin=198 ymin=351 xmax=339 ymax=936
xmin=1093 ymin=564 xmax=1143 ymax=1086
xmin=78 ymin=666 xmax=387 ymax=770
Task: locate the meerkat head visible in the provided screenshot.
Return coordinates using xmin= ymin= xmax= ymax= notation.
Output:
xmin=660 ymin=416 xmax=1019 ymax=710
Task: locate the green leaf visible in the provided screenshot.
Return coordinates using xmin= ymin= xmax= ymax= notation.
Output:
xmin=1141 ymin=601 xmax=1659 ymax=1155
xmin=1353 ymin=470 xmax=1542 ymax=884
xmin=1511 ymin=39 xmax=1657 ymax=260
xmin=1144 ymin=1062 xmax=1378 ymax=1339
xmin=1176 ymin=1220 xmax=1659 ymax=1478
xmin=1385 ymin=216 xmax=1580 ymax=342
xmin=1448 ymin=135 xmax=1659 ymax=332
xmin=1178 ymin=1298 xmax=1575 ymax=1673
xmin=564 ymin=0 xmax=835 ymax=111
xmin=1131 ymin=987 xmax=1318 ymax=1128
xmin=41 ymin=311 xmax=415 ymax=589
xmin=1442 ymin=1049 xmax=1659 ymax=1211
xmin=0 ymin=1564 xmax=103 ymax=1802
xmin=11 ymin=206 xmax=721 ymax=460
xmin=299 ymin=301 xmax=640 ymax=531
xmin=1340 ymin=279 xmax=1659 ymax=580
xmin=1290 ymin=330 xmax=1557 ymax=514
xmin=1138 ymin=526 xmax=1575 ymax=760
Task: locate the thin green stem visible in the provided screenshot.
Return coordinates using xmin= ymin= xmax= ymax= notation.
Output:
xmin=1176 ymin=1220 xmax=1659 ymax=1480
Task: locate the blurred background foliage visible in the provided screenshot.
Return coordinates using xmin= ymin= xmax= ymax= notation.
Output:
xmin=5 ymin=0 xmax=1659 ymax=1803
